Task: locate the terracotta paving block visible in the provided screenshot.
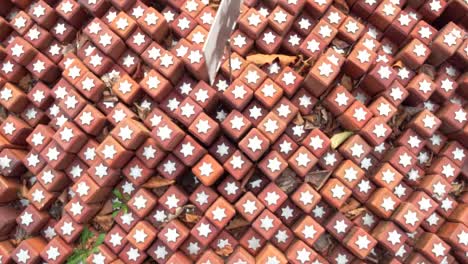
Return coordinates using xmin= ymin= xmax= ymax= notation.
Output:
xmin=0 ymin=1 xmax=466 ymax=263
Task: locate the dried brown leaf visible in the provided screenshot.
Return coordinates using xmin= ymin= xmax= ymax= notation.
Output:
xmin=19 ymin=181 xmax=28 ymax=198
xmin=57 ymin=190 xmax=69 ymax=204
xmin=419 ymin=64 xmax=436 ymax=79
xmin=93 ymin=214 xmax=114 ymax=231
xmin=294 ymin=54 xmax=305 ymax=67
xmin=303 ymin=115 xmax=317 ymax=123
xmin=277 ymin=168 xmax=300 ymax=194
xmin=332 ymin=38 xmax=350 ymax=50
xmin=134 ymin=103 xmax=150 ymax=121
xmin=392 ymin=60 xmax=404 ymax=69
xmin=75 ymin=31 xmax=89 ymax=50
xmin=451 ymin=181 xmax=465 ymax=196
xmin=313 ymin=234 xmax=333 ymax=253
xmin=98 ymin=199 xmax=113 ymax=216
xmin=404 ymin=106 xmax=425 ymax=116
xmin=166 ymin=208 xmax=184 ymax=223
xmin=293 ymin=113 xmax=304 ymax=125
xmin=305 ymin=170 xmax=332 ymax=190
xmin=142 ymin=177 xmax=175 ymax=189
xmin=163 ymin=33 xmax=174 ymax=49
xmin=215 ymin=245 xmax=234 ymax=257
xmin=330 ymin=131 xmax=354 ymax=149
xmin=240 ymin=169 xmax=255 ymax=191
xmin=101 ymin=74 xmax=119 ymax=89
xmin=103 ymin=95 xmax=118 ymax=103
xmin=390 ymin=110 xmax=408 ymax=130
xmin=304 ymin=120 xmax=318 ymax=130
xmin=294 ymin=55 xmax=315 ymax=76
xmin=12 ymin=227 xmax=27 ymax=246
xmin=132 ymin=61 xmax=144 ymax=80
xmin=334 ymin=0 xmax=350 ymax=13
xmin=183 ymin=213 xmax=201 ymax=223
xmin=17 ymin=74 xmax=32 ymax=91
xmin=325 ymin=118 xmax=338 ymax=134
xmin=61 ymin=43 xmax=75 ymax=55
xmin=320 ymin=108 xmax=329 ymax=123
xmin=340 ymin=75 xmax=353 ymax=91
xmin=344 ymin=208 xmax=366 ymax=219
xmin=167 ymin=205 xmax=196 ymax=222
xmin=246 ymin=54 xmax=297 ymax=67
xmin=340 ymin=198 xmax=360 ymax=211
xmin=226 ymin=217 xmax=250 ymax=230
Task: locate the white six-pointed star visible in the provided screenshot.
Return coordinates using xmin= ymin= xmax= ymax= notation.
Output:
xmin=197 ymin=222 xmax=212 ymax=237
xmin=403 ymin=210 xmax=419 ymax=226
xmin=373 ymin=123 xmax=387 ymax=138
xmin=353 ymin=107 xmax=367 ymax=121
xmin=263 ymin=31 xmax=276 ymax=44
xmin=302 ymin=225 xmax=317 ymax=239
xmin=318 ymin=62 xmax=333 ymax=77
xmin=422 ymin=114 xmax=437 ymax=128
xmin=198 ymin=162 xmax=213 ymax=177
xmin=355 ymin=235 xmax=371 ymax=249
xmin=165 ymin=228 xmax=179 ymax=243
xmin=243 ymin=199 xmax=257 ymax=215
xmin=267 ymin=157 xmax=282 ymax=172
xmin=247 ymin=136 xmax=263 ymax=152
xmin=299 ymin=191 xmax=314 ymax=205
xmin=212 ymin=206 xmax=226 ymax=221
xmin=248 ymin=13 xmax=261 ymax=27
xmin=334 ymin=220 xmax=348 ymax=234
xmin=345 ymin=21 xmax=360 ymax=33
xmin=413 ymin=43 xmax=427 ymax=57
xmin=318 ymin=25 xmax=332 ymax=38
xmin=331 ymin=184 xmax=346 ymax=199
xmin=263 ymin=118 xmax=279 ymax=134
xmin=432 ymin=242 xmax=446 ymax=257
xmin=454 ymin=109 xmax=467 ymax=123
xmin=350 ymin=143 xmax=365 ymax=158
xmin=295 ymin=153 xmax=311 ymax=167
xmin=381 ymin=197 xmax=396 ymax=211
xmin=256 ymin=216 xmax=275 ymax=236
xmin=230 ymin=155 xmax=244 ymax=169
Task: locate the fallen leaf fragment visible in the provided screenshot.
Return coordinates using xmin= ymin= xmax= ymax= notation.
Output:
xmin=451 ymin=181 xmax=465 ymax=197
xmin=344 ymin=208 xmax=366 ymax=219
xmin=240 ymin=169 xmax=255 ymax=191
xmin=303 ymin=114 xmax=317 ymax=123
xmin=293 ymin=113 xmax=305 ymax=125
xmin=332 ymin=38 xmax=350 ymax=50
xmin=93 ymin=214 xmax=114 ymax=231
xmin=277 ymin=168 xmax=300 ymax=194
xmin=142 ymin=177 xmax=175 ymax=188
xmin=334 ymin=0 xmax=350 ymax=13
xmin=97 ymin=199 xmax=113 ymax=216
xmin=340 ymin=75 xmax=353 ymax=91
xmin=226 ymin=217 xmax=250 ymax=230
xmin=330 ymin=131 xmax=354 ymax=149
xmin=246 ymin=54 xmax=297 ymax=67
xmin=215 ymin=245 xmax=234 ymax=257
xmin=419 ymin=64 xmax=436 ymax=79
xmin=305 ymin=170 xmax=332 ymax=190
xmin=339 ymin=198 xmax=363 ymax=219
xmin=392 ymin=60 xmax=405 ymax=69
xmin=183 ymin=213 xmax=201 ymax=223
